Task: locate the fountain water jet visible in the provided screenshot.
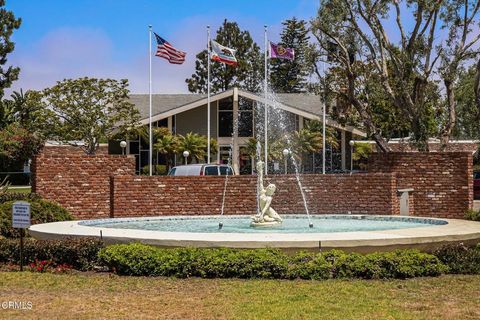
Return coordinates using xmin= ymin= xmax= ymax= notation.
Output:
xmin=258 ymin=88 xmax=314 ymax=228
xmin=219 ymin=147 xmax=233 ymax=229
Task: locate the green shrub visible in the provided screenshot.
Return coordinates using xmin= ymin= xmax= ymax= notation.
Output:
xmin=0 ymin=198 xmax=72 ymax=238
xmin=141 ymin=165 xmax=167 ymax=175
xmin=465 ymin=209 xmax=480 ymax=221
xmin=98 ymin=244 xmax=446 ymax=280
xmin=287 ymin=251 xmax=332 ymax=280
xmin=98 ymin=245 xmax=290 ymax=278
xmin=434 ymin=243 xmax=480 ymax=274
xmin=286 ymin=249 xmax=446 ymax=280
xmin=0 ymin=237 xmax=104 ymax=270
xmin=0 ymin=192 xmax=39 ymax=204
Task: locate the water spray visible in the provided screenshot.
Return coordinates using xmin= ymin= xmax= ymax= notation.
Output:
xmin=219 ymin=144 xmax=233 ymax=231
xmin=261 ymin=88 xmax=314 ymax=229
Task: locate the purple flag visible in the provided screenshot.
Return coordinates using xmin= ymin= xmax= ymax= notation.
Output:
xmin=269 ymin=41 xmax=294 ymax=60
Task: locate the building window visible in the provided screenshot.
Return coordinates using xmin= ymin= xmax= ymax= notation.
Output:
xmin=156 ymin=118 xmax=168 ymax=128
xmin=218 ymin=96 xmax=253 ymax=137
xmin=238 ymin=97 xmax=253 ymax=137
xmin=239 ymin=112 xmax=253 ymax=137
xmin=219 ymin=97 xmax=233 ymax=137
xmin=219 ymin=146 xmax=232 ymax=164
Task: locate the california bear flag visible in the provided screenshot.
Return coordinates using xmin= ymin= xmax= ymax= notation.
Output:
xmin=210 ymin=40 xmax=238 ymax=66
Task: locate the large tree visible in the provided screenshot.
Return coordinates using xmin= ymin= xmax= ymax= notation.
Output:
xmin=270 ymin=18 xmax=310 ymax=93
xmin=0 ymin=90 xmax=57 ymax=138
xmin=186 ymin=19 xmax=263 ymax=93
xmin=0 ymin=123 xmax=43 ymax=169
xmin=0 ymin=0 xmax=21 ymax=100
xmin=311 ymin=0 xmax=480 ymax=151
xmin=42 ymin=78 xmax=140 ymax=155
xmin=454 ymin=65 xmax=480 ymax=139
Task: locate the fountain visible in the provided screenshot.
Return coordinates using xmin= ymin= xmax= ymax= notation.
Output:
xmin=257 ymin=89 xmax=314 ymax=228
xmin=251 ymin=159 xmax=283 ymax=227
xmin=28 ymin=84 xmax=480 ymax=252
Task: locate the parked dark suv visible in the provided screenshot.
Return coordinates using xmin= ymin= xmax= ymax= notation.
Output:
xmin=474 ymin=171 xmax=480 ymax=200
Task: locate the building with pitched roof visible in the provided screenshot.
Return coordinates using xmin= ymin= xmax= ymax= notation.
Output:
xmin=109 ymin=87 xmax=366 ymax=174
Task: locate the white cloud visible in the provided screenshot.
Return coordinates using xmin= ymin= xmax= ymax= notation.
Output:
xmin=6 ymin=4 xmax=318 ymax=96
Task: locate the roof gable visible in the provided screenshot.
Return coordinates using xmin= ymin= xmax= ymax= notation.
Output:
xmin=131 ymin=88 xmax=366 ymax=136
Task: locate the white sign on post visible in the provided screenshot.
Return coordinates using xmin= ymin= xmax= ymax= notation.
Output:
xmin=12 ymin=201 xmax=31 ymax=229
xmin=273 ymin=162 xmax=280 ymax=171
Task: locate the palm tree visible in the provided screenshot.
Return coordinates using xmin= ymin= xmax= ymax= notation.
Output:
xmin=290 ymin=128 xmax=323 ymax=168
xmin=178 ymin=132 xmax=207 ymax=163
xmin=138 ymin=126 xmax=171 ymax=143
xmin=245 ymin=137 xmax=258 ymax=160
xmin=153 ymin=133 xmax=179 ymax=170
xmin=303 ymin=120 xmax=339 ymax=148
xmin=289 ymin=120 xmax=340 ymax=171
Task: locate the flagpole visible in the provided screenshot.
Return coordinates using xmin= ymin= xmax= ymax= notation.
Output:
xmin=322 ymin=36 xmax=326 ymax=175
xmin=264 ymin=25 xmax=268 ymax=175
xmin=207 ymin=25 xmax=211 ymax=164
xmin=148 ymin=25 xmax=153 ymax=176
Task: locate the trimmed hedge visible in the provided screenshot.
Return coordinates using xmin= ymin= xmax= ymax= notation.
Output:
xmin=98 ymin=244 xmax=447 ymax=280
xmin=0 ymin=198 xmax=72 ymax=238
xmin=0 ymin=237 xmax=104 ymax=271
xmin=434 ymin=243 xmax=480 ymax=274
xmin=2 ymin=239 xmax=478 ymax=279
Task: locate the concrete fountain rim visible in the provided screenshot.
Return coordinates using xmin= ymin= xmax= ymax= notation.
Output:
xmin=28 ymin=214 xmax=480 ymax=252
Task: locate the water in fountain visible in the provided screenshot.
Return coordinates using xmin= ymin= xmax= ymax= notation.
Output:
xmin=289 ymin=152 xmax=313 ymax=228
xmin=256 ymin=87 xmax=314 ymax=228
xmin=218 ymin=146 xmax=233 ymax=229
xmin=256 ymin=141 xmax=262 ymax=216
xmin=218 ymin=101 xmax=241 ymax=229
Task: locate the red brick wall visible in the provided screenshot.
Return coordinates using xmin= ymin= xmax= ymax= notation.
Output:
xmin=112 ymin=173 xmax=398 ymax=217
xmin=31 ymin=147 xmax=472 ymax=220
xmin=31 ymin=146 xmax=135 ymax=219
xmin=368 ymin=152 xmax=473 ymax=218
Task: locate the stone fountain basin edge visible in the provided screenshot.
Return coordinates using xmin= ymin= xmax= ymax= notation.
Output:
xmin=28 ymin=215 xmax=480 ymax=253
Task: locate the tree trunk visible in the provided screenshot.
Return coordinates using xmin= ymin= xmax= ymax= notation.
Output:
xmin=440 ymin=79 xmax=456 ymax=146
xmin=345 ymin=74 xmax=390 ymax=153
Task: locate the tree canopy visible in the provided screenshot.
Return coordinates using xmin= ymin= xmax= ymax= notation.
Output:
xmin=311 ymin=0 xmax=480 ymax=151
xmin=186 ymin=19 xmax=263 ymax=93
xmin=454 ymin=65 xmax=480 ymax=139
xmin=42 ymin=78 xmax=140 ymax=155
xmin=0 ymin=0 xmax=21 ymax=100
xmin=270 ymin=18 xmax=310 ymax=93
xmin=0 ymin=123 xmax=43 ymax=169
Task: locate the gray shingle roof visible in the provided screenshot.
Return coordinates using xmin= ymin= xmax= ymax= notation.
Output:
xmin=271 ymin=93 xmax=323 ymax=117
xmin=130 ymin=90 xmax=323 ymax=120
xmin=130 ymin=93 xmax=206 ymax=120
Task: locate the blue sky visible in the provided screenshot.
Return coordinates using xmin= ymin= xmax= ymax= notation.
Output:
xmin=6 ymin=0 xmax=319 ymax=94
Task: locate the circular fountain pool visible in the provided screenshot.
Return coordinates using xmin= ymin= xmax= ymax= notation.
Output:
xmin=29 ymin=215 xmax=480 ymax=252
xmin=78 ymin=215 xmax=447 ymax=233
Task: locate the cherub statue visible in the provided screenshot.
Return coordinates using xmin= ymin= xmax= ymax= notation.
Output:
xmin=251 ymin=161 xmax=283 ymax=224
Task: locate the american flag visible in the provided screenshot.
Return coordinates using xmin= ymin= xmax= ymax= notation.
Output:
xmin=154 ymin=33 xmax=186 ymax=64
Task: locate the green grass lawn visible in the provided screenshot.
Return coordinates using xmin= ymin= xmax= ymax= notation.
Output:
xmin=5 ymin=186 xmax=31 ymax=194
xmin=0 ymin=272 xmax=479 ymax=320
